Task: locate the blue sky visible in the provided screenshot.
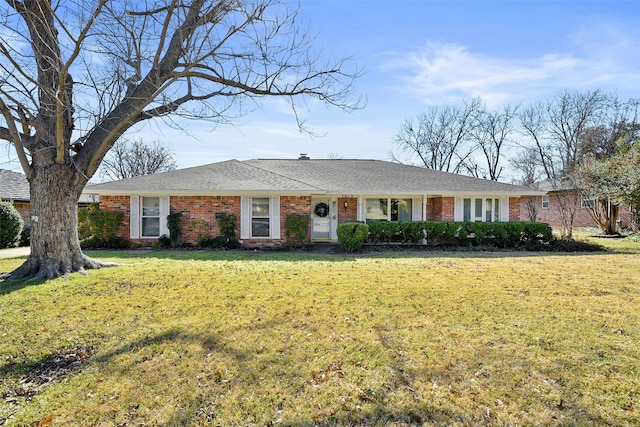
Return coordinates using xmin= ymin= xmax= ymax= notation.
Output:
xmin=2 ymin=1 xmax=639 ymax=178
xmin=160 ymin=0 xmax=640 ymax=174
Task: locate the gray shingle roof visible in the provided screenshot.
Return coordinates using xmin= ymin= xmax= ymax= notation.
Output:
xmin=1 ymin=168 xmax=98 ymax=204
xmin=0 ymin=169 xmax=30 ymax=201
xmin=85 ymin=159 xmax=545 ymax=196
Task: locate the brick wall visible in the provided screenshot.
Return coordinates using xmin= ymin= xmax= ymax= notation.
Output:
xmin=531 ymin=193 xmax=634 ymax=229
xmin=426 ymin=197 xmax=441 ymax=221
xmin=279 ymin=196 xmax=312 ymax=245
xmin=337 ymin=197 xmax=358 ymax=222
xmin=171 ymin=196 xmax=240 ymax=244
xmin=425 ymin=197 xmax=454 ymax=221
xmin=101 ymin=195 xmax=318 ymax=247
xmin=99 ymin=195 xmax=131 ymax=241
xmin=440 ymin=197 xmax=455 ymax=221
xmin=508 ymin=197 xmax=521 ymax=222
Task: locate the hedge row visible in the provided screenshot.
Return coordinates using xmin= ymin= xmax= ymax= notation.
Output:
xmin=338 ymin=221 xmax=553 ymax=251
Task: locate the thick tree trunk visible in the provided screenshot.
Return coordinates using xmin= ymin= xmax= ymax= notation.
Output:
xmin=7 ymin=165 xmax=115 ymax=281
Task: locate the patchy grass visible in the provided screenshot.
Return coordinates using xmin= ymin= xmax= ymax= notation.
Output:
xmin=1 ymin=241 xmax=639 ymax=426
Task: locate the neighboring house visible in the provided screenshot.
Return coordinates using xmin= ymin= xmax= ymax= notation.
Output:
xmin=84 ymin=157 xmax=545 ymax=246
xmin=0 ymin=168 xmax=97 ymax=226
xmin=520 ymin=181 xmax=633 ymax=229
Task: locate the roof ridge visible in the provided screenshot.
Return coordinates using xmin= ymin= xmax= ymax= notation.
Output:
xmin=242 ymin=160 xmax=326 ymax=192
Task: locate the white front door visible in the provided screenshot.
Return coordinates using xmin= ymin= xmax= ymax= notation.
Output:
xmin=312 ymin=198 xmax=332 ymax=240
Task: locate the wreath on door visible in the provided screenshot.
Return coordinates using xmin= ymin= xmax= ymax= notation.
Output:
xmin=314 ymin=202 xmax=329 ymax=217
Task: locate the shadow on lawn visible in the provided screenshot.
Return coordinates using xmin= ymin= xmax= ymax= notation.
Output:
xmin=2 ymin=324 xmax=618 ymax=426
xmin=85 ymin=243 xmax=618 ymax=264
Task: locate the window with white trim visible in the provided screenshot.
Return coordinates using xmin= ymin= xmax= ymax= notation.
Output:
xmin=365 ymin=198 xmax=412 ymax=222
xmin=542 ymin=196 xmax=550 ymax=209
xmin=251 ymin=197 xmax=270 ymax=237
xmin=141 ymin=197 xmax=160 ymax=237
xmin=461 ymin=197 xmax=503 ymax=222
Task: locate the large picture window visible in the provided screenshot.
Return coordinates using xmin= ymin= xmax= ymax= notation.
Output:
xmin=251 ymin=197 xmax=270 ymax=237
xmin=461 ymin=197 xmax=502 ymax=222
xmin=141 ymin=197 xmax=160 ymax=237
xmin=366 ymin=198 xmax=412 ymax=222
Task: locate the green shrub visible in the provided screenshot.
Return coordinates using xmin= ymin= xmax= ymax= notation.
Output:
xmin=215 ymin=212 xmax=237 ymax=238
xmin=19 ymin=226 xmax=30 ymax=247
xmin=214 ymin=212 xmax=239 ymax=249
xmin=0 ymin=202 xmax=24 ymax=249
xmin=77 ymin=208 xmax=125 ymax=248
xmin=167 ymin=212 xmax=183 ymax=247
xmin=285 ymin=214 xmax=309 ymax=246
xmin=368 ymin=221 xmax=401 ymax=243
xmin=199 ymin=235 xmax=241 ymax=250
xmin=192 ymin=220 xmax=211 ymax=246
xmin=158 ymin=234 xmax=172 ymax=248
xmin=362 ymin=220 xmax=554 ymax=248
xmin=337 ymin=222 xmax=369 ymax=252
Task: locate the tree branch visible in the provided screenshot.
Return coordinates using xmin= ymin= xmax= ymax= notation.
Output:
xmin=0 ymin=97 xmax=34 ymax=178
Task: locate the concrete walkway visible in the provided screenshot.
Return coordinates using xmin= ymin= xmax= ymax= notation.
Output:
xmin=0 ymin=247 xmax=30 ymax=259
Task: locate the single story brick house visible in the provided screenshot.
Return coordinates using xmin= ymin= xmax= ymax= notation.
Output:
xmin=84 ymin=158 xmax=545 ymax=246
xmin=1 ymin=169 xmax=97 ymax=226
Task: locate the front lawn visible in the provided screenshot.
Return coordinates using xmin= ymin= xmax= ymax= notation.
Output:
xmin=1 ymin=241 xmax=639 ymax=426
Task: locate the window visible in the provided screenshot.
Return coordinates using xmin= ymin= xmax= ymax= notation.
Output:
xmin=475 ymin=198 xmax=483 ymax=222
xmin=251 ymin=197 xmax=270 ymax=237
xmin=582 ymin=195 xmax=595 ymax=209
xmin=542 ymin=196 xmax=550 ymax=209
xmin=461 ymin=197 xmax=502 ymax=222
xmin=366 ymin=198 xmax=412 ymax=222
xmin=391 ymin=199 xmax=412 ymax=221
xmin=366 ymin=198 xmax=387 ymax=222
xmin=141 ymin=197 xmax=160 ymax=237
xmin=463 ymin=198 xmax=471 ymax=222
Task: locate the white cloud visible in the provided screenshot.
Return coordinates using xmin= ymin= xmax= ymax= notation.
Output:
xmin=382 ymin=38 xmax=640 ymax=108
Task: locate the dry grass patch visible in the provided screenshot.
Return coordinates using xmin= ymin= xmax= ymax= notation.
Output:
xmin=1 ymin=244 xmax=639 ymax=426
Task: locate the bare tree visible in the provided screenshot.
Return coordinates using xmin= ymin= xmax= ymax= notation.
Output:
xmin=467 ymin=103 xmax=518 ymax=181
xmin=392 ymin=97 xmax=482 ymax=173
xmin=510 ymin=147 xmax=543 ymax=221
xmin=518 ymin=89 xmax=612 ymax=238
xmin=0 ymin=0 xmax=361 ymax=280
xmin=100 ymin=138 xmax=177 ymax=180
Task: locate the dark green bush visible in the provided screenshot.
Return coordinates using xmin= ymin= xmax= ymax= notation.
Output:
xmin=19 ymin=226 xmax=30 ymax=247
xmin=285 ymin=214 xmax=309 ymax=246
xmin=368 ymin=221 xmax=401 ymax=243
xmin=215 ymin=212 xmax=237 ymax=238
xmin=362 ymin=220 xmax=553 ymax=248
xmin=77 ymin=208 xmax=125 ymax=248
xmin=337 ymin=222 xmax=369 ymax=252
xmin=158 ymin=234 xmax=172 ymax=248
xmin=199 ymin=235 xmax=241 ymax=250
xmin=167 ymin=212 xmax=183 ymax=247
xmin=213 ymin=212 xmax=239 ymax=249
xmin=0 ymin=202 xmax=24 ymax=249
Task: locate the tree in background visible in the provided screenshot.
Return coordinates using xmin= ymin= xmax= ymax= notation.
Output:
xmin=100 ymin=138 xmax=177 ymax=181
xmin=518 ymin=89 xmax=613 ymax=238
xmin=510 ymin=147 xmax=544 ymax=222
xmin=0 ymin=0 xmax=361 ymax=280
xmin=392 ymin=97 xmax=482 ymax=173
xmin=577 ymin=100 xmax=640 ymax=234
xmin=466 ymin=103 xmax=519 ymax=181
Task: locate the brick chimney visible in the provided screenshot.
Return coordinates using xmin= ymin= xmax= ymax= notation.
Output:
xmin=298 ymin=153 xmax=310 ymax=160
